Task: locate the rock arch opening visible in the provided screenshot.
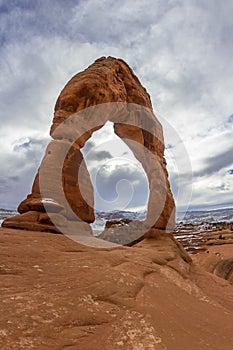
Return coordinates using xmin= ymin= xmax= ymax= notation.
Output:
xmin=81 ymin=121 xmax=149 ymax=232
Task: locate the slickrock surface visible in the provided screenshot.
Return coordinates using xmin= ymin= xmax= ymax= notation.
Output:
xmin=0 ymin=227 xmax=233 ymax=350
xmin=192 ymin=244 xmax=233 ymax=284
xmin=3 ymin=56 xmax=175 ymax=236
xmin=175 ymin=227 xmax=233 ymax=254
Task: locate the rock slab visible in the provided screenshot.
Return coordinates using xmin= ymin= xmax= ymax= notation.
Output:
xmin=0 ymin=227 xmax=233 ymax=350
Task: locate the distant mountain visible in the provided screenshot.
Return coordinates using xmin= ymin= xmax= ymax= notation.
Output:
xmin=0 ymin=209 xmax=17 ymax=225
xmin=93 ymin=208 xmax=233 ymax=230
xmin=176 ymin=207 xmax=233 ymax=224
xmin=1 ymin=207 xmax=232 ymax=229
xmin=91 ymin=210 xmax=147 ymax=231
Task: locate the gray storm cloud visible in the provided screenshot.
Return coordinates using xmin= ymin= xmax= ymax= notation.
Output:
xmin=0 ymin=0 xmax=233 ymax=210
xmin=90 ymin=163 xmax=149 ymax=211
xmin=194 ymin=146 xmax=233 ymax=177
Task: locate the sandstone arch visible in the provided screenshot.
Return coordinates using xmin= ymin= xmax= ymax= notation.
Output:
xmin=3 ymin=57 xmax=175 ymax=241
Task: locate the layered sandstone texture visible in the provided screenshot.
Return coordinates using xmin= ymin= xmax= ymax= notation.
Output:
xmin=0 ymin=227 xmax=233 ymax=350
xmin=3 ymin=56 xmax=175 ymax=238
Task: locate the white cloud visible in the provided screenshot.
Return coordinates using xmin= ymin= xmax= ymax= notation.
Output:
xmin=0 ymin=135 xmax=49 ymax=209
xmin=0 ymin=0 xmax=232 ymax=211
xmin=82 ymin=123 xmax=149 ymax=211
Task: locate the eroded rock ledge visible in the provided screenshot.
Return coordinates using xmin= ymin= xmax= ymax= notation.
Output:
xmin=1 ymin=228 xmax=233 ymax=350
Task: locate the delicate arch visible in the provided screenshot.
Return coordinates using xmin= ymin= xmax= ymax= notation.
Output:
xmin=3 ymin=57 xmax=175 ymax=240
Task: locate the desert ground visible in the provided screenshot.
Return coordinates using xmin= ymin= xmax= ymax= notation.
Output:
xmin=0 ymin=227 xmax=232 ymax=350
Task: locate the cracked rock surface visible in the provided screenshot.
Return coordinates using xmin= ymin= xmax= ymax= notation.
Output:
xmin=0 ymin=228 xmax=232 ymax=350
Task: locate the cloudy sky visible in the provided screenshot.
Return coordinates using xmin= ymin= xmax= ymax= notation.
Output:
xmin=0 ymin=0 xmax=232 ymax=213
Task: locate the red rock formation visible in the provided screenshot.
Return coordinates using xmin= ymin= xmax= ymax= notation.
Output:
xmin=3 ymin=56 xmax=175 ymax=241
xmin=1 ymin=227 xmax=233 ymax=350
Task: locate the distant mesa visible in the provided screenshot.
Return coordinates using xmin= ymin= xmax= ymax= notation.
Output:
xmin=3 ymin=56 xmax=175 ymax=243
